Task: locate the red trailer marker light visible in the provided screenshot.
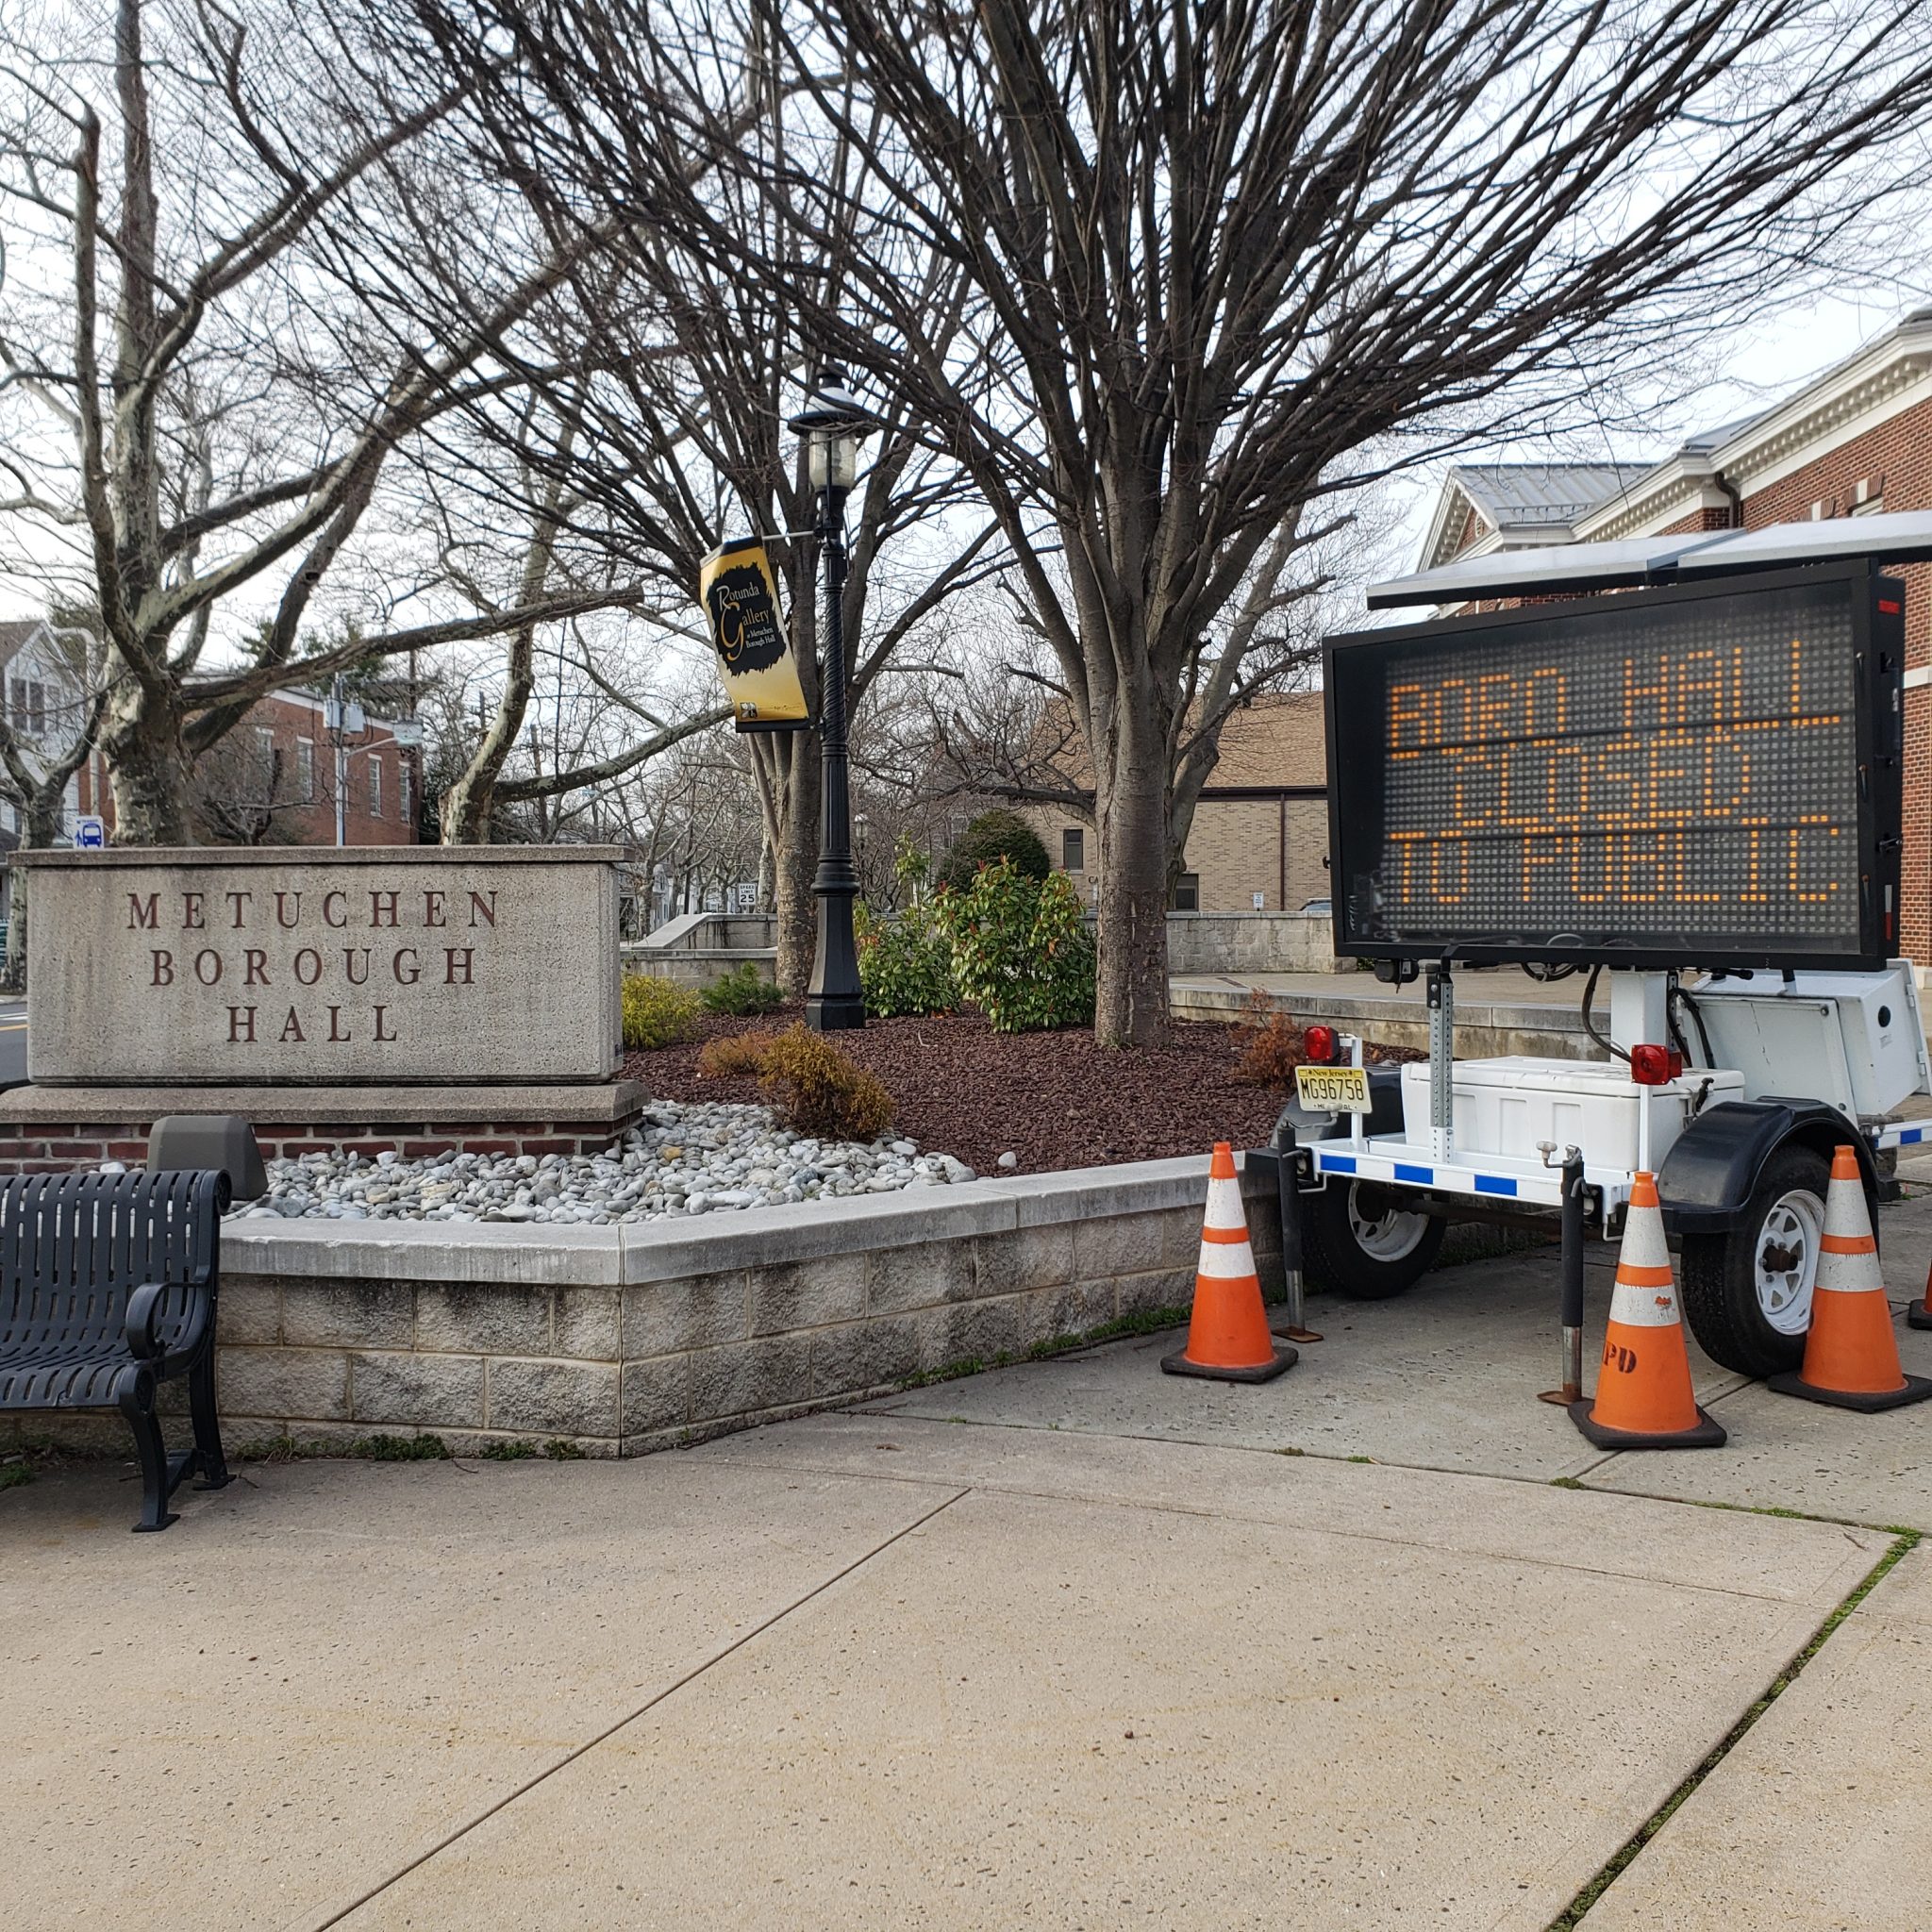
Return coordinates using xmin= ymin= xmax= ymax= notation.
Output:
xmin=1628 ymin=1043 xmax=1683 ymax=1086
xmin=1303 ymin=1024 xmax=1339 ymax=1065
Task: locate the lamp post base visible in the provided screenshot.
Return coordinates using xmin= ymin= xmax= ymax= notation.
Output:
xmin=805 ymin=991 xmax=867 ymax=1032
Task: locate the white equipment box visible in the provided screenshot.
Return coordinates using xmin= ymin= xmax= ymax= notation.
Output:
xmin=1399 ymin=1057 xmax=1746 ymax=1174
xmin=1691 ymin=963 xmax=1931 ymax=1121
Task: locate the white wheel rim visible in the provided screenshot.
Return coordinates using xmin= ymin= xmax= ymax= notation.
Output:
xmin=1347 ymin=1183 xmax=1429 ymax=1263
xmin=1755 ymin=1189 xmax=1824 ymax=1335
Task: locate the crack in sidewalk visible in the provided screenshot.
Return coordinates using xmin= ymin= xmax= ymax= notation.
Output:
xmin=301 ymin=1484 xmax=970 ymax=1932
xmin=1543 ymin=1528 xmax=1922 ymax=1929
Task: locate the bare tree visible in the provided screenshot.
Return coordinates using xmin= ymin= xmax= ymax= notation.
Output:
xmin=360 ymin=0 xmax=1004 ymax=985
xmin=463 ymin=0 xmax=1932 ymax=1041
xmin=0 ymin=0 xmax=648 ymax=842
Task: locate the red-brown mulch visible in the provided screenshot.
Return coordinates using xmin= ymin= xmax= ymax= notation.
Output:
xmin=624 ymin=1003 xmax=1417 ymax=1176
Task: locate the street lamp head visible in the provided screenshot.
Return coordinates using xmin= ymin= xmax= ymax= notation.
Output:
xmin=788 ymin=365 xmax=877 ymax=492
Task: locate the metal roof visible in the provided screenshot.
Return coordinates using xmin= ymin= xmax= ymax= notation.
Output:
xmin=1449 ymin=462 xmax=1654 ymax=527
xmin=1368 ymin=510 xmax=1932 ymax=608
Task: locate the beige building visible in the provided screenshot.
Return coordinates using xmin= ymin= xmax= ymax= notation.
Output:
xmin=1031 ymin=691 xmax=1330 ymax=913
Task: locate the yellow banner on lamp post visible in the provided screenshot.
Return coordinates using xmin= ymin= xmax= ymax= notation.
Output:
xmin=698 ymin=537 xmax=810 ymax=732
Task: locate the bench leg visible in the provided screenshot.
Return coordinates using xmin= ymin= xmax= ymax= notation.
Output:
xmin=189 ymin=1348 xmax=231 ymax=1491
xmin=118 ymin=1382 xmax=177 ymax=1533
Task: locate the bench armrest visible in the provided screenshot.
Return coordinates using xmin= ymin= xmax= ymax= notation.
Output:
xmin=124 ymin=1279 xmax=212 ymax=1362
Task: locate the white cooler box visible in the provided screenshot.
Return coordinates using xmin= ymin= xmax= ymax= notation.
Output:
xmin=1398 ymin=1057 xmax=1745 ymax=1173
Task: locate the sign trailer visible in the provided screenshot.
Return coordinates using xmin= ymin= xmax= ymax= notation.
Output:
xmin=1264 ymin=519 xmax=1932 ymax=1405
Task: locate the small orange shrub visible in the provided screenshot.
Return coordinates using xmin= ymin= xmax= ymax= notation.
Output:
xmin=756 ymin=1024 xmax=893 ymax=1141
xmin=1231 ymin=993 xmax=1307 ymax=1090
xmin=696 ymin=1030 xmax=779 ymax=1078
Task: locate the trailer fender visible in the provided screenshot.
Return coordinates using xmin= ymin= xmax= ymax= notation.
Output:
xmin=1658 ymin=1097 xmax=1876 ymax=1240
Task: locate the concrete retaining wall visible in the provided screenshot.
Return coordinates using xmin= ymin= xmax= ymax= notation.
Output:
xmin=1164 ymin=912 xmax=1353 ymax=974
xmin=8 ymin=1156 xmax=1278 ymax=1459
xmin=623 ymin=911 xmax=778 ymax=988
xmin=1167 ymin=980 xmax=1595 ymax=1060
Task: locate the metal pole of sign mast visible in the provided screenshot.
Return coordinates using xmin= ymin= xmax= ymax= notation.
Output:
xmin=331 ymin=673 xmax=347 ymax=849
xmin=1426 ymin=962 xmax=1454 ymax=1160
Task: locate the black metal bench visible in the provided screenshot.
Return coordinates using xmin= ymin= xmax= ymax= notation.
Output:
xmin=0 ymin=1170 xmax=232 ymax=1531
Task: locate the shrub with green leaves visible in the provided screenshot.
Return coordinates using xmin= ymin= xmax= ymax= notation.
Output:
xmin=855 ymin=898 xmax=959 ymax=1017
xmin=935 ymin=858 xmax=1095 ymax=1033
xmin=621 ymin=973 xmax=704 ymax=1049
xmin=934 ymin=807 xmax=1051 ymax=894
xmin=701 ymin=961 xmax=785 ymax=1017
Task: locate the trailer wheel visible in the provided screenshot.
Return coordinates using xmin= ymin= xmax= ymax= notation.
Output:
xmin=1678 ymin=1144 xmax=1829 ymax=1378
xmin=1303 ymin=1180 xmax=1444 ymax=1300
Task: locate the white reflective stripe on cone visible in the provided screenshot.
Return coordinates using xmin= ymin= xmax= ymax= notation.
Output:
xmin=1606 ymin=1276 xmax=1683 ymax=1327
xmin=1617 ymin=1199 xmax=1672 ymax=1275
xmin=1204 ymin=1174 xmax=1247 ymax=1230
xmin=1817 ymin=1174 xmax=1885 ymax=1294
xmin=1196 ymin=1241 xmax=1260 ymax=1281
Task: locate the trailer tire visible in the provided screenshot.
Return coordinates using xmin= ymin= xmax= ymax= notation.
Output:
xmin=1678 ymin=1144 xmax=1830 ymax=1378
xmin=1303 ymin=1180 xmax=1444 ymax=1300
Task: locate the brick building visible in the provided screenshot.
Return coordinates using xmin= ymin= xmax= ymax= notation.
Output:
xmin=1423 ymin=306 xmax=1932 ymax=961
xmin=75 ymin=689 xmax=422 ymax=848
xmin=1030 ymin=690 xmax=1330 ymax=913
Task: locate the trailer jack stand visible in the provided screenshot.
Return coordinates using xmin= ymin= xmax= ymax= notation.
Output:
xmin=1536 ymin=1152 xmax=1587 ymax=1407
xmin=1249 ymin=1137 xmax=1323 ymax=1345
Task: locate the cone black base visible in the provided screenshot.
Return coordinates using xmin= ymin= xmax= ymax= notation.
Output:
xmin=1567 ymin=1399 xmax=1727 ymax=1450
xmin=1908 ymin=1304 xmax=1932 ymax=1331
xmin=1160 ymin=1345 xmax=1297 ymax=1384
xmin=1765 ymin=1370 xmax=1932 ymax=1412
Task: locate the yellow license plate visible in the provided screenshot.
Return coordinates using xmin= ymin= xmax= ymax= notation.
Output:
xmin=1294 ymin=1064 xmax=1372 ymax=1113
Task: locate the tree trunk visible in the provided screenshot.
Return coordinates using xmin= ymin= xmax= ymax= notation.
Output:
xmin=752 ymin=732 xmax=821 ymax=995
xmin=102 ymin=703 xmax=192 ymax=844
xmin=1091 ymin=696 xmax=1173 ymax=1047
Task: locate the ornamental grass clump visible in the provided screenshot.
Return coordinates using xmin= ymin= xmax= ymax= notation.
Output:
xmin=1231 ymin=991 xmax=1307 ymax=1090
xmin=695 ymin=1028 xmax=779 ymax=1078
xmin=621 ymin=973 xmax=703 ymax=1049
xmin=700 ymin=961 xmax=785 ymax=1017
xmin=935 ymin=858 xmax=1095 ymax=1033
xmin=755 ymin=1024 xmax=894 ymax=1141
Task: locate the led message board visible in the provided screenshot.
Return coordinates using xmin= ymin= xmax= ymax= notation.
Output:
xmin=1324 ymin=565 xmax=1904 ymax=970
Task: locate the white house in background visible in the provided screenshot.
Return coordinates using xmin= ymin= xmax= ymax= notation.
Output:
xmin=0 ymin=617 xmax=92 ymax=923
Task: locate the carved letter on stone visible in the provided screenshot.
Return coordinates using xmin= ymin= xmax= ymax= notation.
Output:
xmin=193 ymin=949 xmax=223 ymax=986
xmin=424 ymin=890 xmax=446 ymax=926
xmin=443 ymin=947 xmax=475 ymax=985
xmin=128 ymin=893 xmax=158 ymax=930
xmin=323 ymin=891 xmax=347 ymax=929
xmin=183 ymin=891 xmax=205 ymax=930
xmin=150 ymin=950 xmax=174 ymax=987
xmin=374 ymin=1006 xmax=397 ymax=1041
xmin=225 ymin=891 xmax=252 ymax=928
xmin=392 ymin=947 xmax=422 ymax=986
xmin=243 ymin=949 xmax=270 ymax=987
xmin=343 ymin=947 xmax=371 ymax=986
xmin=279 ymin=1008 xmax=305 ymax=1043
xmin=227 ymin=1007 xmax=257 ymax=1043
xmin=275 ymin=891 xmax=302 ymax=928
xmin=371 ymin=891 xmax=400 ymax=927
xmin=294 ymin=948 xmax=324 ymax=987
xmin=468 ymin=891 xmax=497 ymax=928
xmin=328 ymin=1006 xmax=351 ymax=1042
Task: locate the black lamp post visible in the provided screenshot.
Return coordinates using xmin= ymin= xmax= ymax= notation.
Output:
xmin=788 ymin=366 xmax=877 ymax=1032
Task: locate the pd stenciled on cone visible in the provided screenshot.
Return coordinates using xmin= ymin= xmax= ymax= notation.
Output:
xmin=1768 ymin=1144 xmax=1932 ymax=1412
xmin=1570 ymin=1171 xmax=1725 ymax=1450
xmin=1161 ymin=1142 xmax=1296 ymax=1383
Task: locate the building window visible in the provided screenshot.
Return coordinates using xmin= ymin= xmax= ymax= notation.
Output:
xmin=9 ymin=677 xmax=46 ymax=733
xmin=296 ymin=738 xmax=314 ymax=796
xmin=1061 ymin=827 xmax=1085 ymax=871
xmin=399 ymin=757 xmax=413 ymax=829
xmin=368 ymin=754 xmax=383 ymax=820
xmin=1173 ymin=873 xmax=1200 ymax=912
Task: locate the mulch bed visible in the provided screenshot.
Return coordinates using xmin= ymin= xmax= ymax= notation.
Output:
xmin=624 ymin=1003 xmax=1418 ymax=1176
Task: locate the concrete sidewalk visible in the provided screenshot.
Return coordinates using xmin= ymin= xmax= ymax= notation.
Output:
xmin=8 ymin=1199 xmax=1932 ymax=1928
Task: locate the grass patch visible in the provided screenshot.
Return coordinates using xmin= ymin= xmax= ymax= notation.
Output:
xmin=1 ymin=1461 xmax=32 ymax=1491
xmin=347 ymin=1432 xmax=451 ymax=1461
xmin=542 ymin=1439 xmax=588 ymax=1460
xmin=1547 ymin=1531 xmax=1920 ymax=1927
xmin=477 ymin=1439 xmax=540 ymax=1460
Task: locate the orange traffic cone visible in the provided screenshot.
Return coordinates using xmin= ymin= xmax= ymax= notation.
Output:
xmin=1161 ymin=1143 xmax=1296 ymax=1383
xmin=1570 ymin=1172 xmax=1725 ymax=1449
xmin=1768 ymin=1145 xmax=1932 ymax=1412
xmin=1909 ymin=1255 xmax=1932 ymax=1332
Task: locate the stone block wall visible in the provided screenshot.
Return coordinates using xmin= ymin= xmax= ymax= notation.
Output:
xmin=4 ymin=1156 xmax=1280 ymax=1459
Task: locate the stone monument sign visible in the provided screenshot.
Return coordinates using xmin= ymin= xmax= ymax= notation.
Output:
xmin=18 ymin=847 xmax=621 ymax=1085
